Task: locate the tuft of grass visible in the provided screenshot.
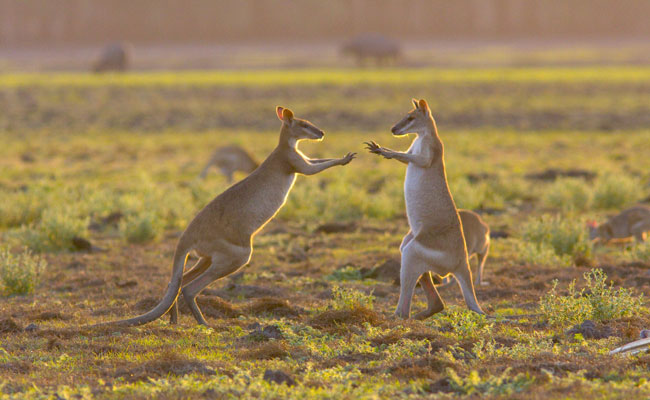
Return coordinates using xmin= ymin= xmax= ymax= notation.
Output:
xmin=330 ymin=285 xmax=374 ymax=311
xmin=14 ymin=207 xmax=88 ymax=252
xmin=542 ymin=178 xmax=592 ymax=211
xmin=447 ymin=368 xmax=533 ymax=396
xmin=628 ymin=242 xmax=650 ymax=262
xmin=119 ymin=211 xmax=163 ymax=244
xmin=539 ymin=269 xmax=643 ymax=327
xmin=0 ymin=247 xmax=46 ymax=296
xmin=325 ymin=265 xmax=363 ymax=282
xmin=522 ymin=214 xmax=591 ymax=263
xmin=593 ymin=174 xmax=643 ymax=209
xmin=515 ymin=239 xmax=572 ymax=268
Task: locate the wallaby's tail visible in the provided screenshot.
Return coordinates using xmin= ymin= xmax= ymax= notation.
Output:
xmin=89 ymin=243 xmax=190 ymax=327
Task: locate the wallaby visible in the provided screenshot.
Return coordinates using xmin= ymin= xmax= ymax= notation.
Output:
xmin=97 ymin=107 xmax=355 ymax=327
xmin=588 ymin=205 xmax=650 ymax=243
xmin=366 ymin=99 xmax=484 ymax=319
xmin=435 ymin=210 xmax=490 ymax=287
xmin=199 ymin=145 xmax=259 ymax=182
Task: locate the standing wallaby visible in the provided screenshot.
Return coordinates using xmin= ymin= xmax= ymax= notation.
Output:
xmin=98 ymin=107 xmax=355 ymax=327
xmin=199 ymin=145 xmax=259 ymax=182
xmin=435 ymin=210 xmax=490 ymax=287
xmin=366 ymin=99 xmax=484 ymax=320
xmin=588 ymin=205 xmax=650 ymax=243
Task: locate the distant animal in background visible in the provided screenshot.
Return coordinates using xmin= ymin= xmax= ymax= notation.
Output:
xmin=340 ymin=34 xmax=402 ymax=66
xmin=199 ymin=145 xmax=259 ymax=182
xmin=588 ymin=205 xmax=650 ymax=243
xmin=434 ymin=210 xmax=490 ymax=287
xmin=93 ymin=43 xmax=130 ymax=73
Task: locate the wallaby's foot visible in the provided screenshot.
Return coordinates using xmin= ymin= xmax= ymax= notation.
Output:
xmin=413 ymin=302 xmax=445 ymax=320
xmin=394 ymin=310 xmax=410 ymax=320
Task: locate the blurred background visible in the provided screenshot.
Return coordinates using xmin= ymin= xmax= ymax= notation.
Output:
xmin=1 ymin=0 xmax=649 ymax=71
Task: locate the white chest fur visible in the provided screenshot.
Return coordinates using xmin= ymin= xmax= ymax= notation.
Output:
xmin=404 ymin=136 xmax=428 ymax=229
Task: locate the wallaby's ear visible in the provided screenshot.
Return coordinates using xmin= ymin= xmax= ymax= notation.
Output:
xmin=418 ymin=99 xmax=430 ymax=112
xmin=282 ymin=108 xmax=294 ymax=121
xmin=276 ymin=106 xmax=284 ymax=121
xmin=412 ymin=98 xmax=419 ymax=109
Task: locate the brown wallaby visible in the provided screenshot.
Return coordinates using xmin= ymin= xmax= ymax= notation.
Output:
xmin=435 ymin=210 xmax=490 ymax=287
xmin=366 ymin=98 xmax=484 ymax=320
xmin=199 ymin=145 xmax=259 ymax=182
xmin=588 ymin=205 xmax=650 ymax=243
xmin=97 ymin=107 xmax=355 ymax=327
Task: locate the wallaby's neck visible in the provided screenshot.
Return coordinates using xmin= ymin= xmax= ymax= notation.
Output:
xmin=278 ymin=125 xmax=298 ymax=150
xmin=418 ymin=117 xmax=438 ymax=137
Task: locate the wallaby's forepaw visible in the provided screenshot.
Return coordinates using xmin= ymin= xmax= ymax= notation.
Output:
xmin=340 ymin=152 xmax=357 ymax=165
xmin=364 ymin=141 xmax=382 ymax=154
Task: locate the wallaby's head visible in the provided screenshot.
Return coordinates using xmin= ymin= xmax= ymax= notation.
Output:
xmin=587 ymin=220 xmax=611 ymax=241
xmin=391 ymin=98 xmax=433 ymax=136
xmin=276 ymin=106 xmax=324 ymax=143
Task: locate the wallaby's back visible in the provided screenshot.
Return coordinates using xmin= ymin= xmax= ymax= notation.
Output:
xmin=458 ymin=210 xmax=490 ymax=256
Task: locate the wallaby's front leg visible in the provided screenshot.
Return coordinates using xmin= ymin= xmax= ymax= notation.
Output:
xmin=291 ymin=152 xmax=356 ymax=175
xmin=365 ymin=141 xmax=433 ymax=167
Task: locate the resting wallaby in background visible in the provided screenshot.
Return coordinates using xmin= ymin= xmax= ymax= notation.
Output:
xmin=435 ymin=209 xmax=490 ymax=287
xmin=366 ymin=99 xmax=484 ymax=319
xmin=588 ymin=205 xmax=650 ymax=243
xmin=98 ymin=107 xmax=355 ymax=327
xmin=199 ymin=145 xmax=259 ymax=182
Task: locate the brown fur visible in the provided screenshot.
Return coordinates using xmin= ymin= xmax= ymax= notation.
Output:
xmin=94 ymin=107 xmax=355 ymax=327
xmin=589 ymin=205 xmax=650 ymax=243
xmin=437 ymin=209 xmax=490 ymax=286
xmin=199 ymin=145 xmax=259 ymax=182
xmin=366 ymin=98 xmax=484 ymax=319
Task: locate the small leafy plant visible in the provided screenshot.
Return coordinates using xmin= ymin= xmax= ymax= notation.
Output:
xmin=522 ymin=214 xmax=591 ymax=263
xmin=330 ymin=285 xmax=374 ymax=311
xmin=540 ymin=269 xmax=643 ymax=327
xmin=0 ymin=247 xmax=46 ymax=296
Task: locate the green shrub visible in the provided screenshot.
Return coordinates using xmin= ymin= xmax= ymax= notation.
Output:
xmin=0 ymin=247 xmax=46 ymax=296
xmin=628 ymin=242 xmax=650 ymax=262
xmin=447 ymin=368 xmax=533 ymax=396
xmin=326 ymin=265 xmax=362 ymax=282
xmin=119 ymin=211 xmax=163 ymax=244
xmin=516 ymin=240 xmax=572 ymax=268
xmin=330 ymin=285 xmax=374 ymax=311
xmin=446 ymin=307 xmax=493 ymax=339
xmin=593 ymin=174 xmax=643 ymax=209
xmin=15 ymin=207 xmax=88 ymax=252
xmin=540 ymin=269 xmax=643 ymax=327
xmin=522 ymin=214 xmax=591 ymax=262
xmin=542 ymin=178 xmax=592 ymax=211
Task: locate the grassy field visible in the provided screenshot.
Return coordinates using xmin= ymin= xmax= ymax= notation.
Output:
xmin=1 ymin=64 xmax=650 ymax=399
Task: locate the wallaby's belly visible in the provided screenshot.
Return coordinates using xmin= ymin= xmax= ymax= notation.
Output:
xmin=247 ymin=173 xmax=296 ymax=231
xmin=404 ymin=165 xmax=457 ymax=235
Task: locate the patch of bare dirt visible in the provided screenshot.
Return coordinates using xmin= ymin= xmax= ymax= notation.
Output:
xmin=309 ymin=307 xmax=384 ymax=331
xmin=112 ymin=351 xmax=215 ymax=383
xmin=566 ymin=320 xmax=613 ymax=339
xmin=178 ymin=296 xmax=241 ymax=319
xmin=361 ymin=259 xmax=400 ymax=285
xmin=29 ymin=311 xmax=71 ymax=321
xmin=241 ymin=342 xmax=295 ymax=360
xmin=246 ymin=297 xmax=302 ymax=317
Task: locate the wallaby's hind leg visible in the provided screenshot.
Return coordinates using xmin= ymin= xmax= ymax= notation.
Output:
xmin=476 ymin=245 xmax=489 ymax=285
xmin=454 ymin=262 xmax=485 ymax=315
xmin=181 ymin=249 xmax=251 ymax=325
xmin=395 ymin=243 xmax=432 ymax=319
xmin=631 ymin=220 xmax=650 ymax=242
xmin=414 ymin=272 xmax=445 ymax=320
xmin=400 ymin=231 xmax=413 ymax=253
xmin=168 ymin=256 xmax=212 ymax=324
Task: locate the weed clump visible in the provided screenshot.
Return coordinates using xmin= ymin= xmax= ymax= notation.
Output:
xmin=593 ymin=174 xmax=643 ymax=209
xmin=522 ymin=214 xmax=591 ymax=265
xmin=15 ymin=208 xmax=88 ymax=252
xmin=540 ymin=269 xmax=643 ymax=327
xmin=0 ymin=247 xmax=46 ymax=296
xmin=542 ymin=178 xmax=592 ymax=211
xmin=119 ymin=211 xmax=163 ymax=244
